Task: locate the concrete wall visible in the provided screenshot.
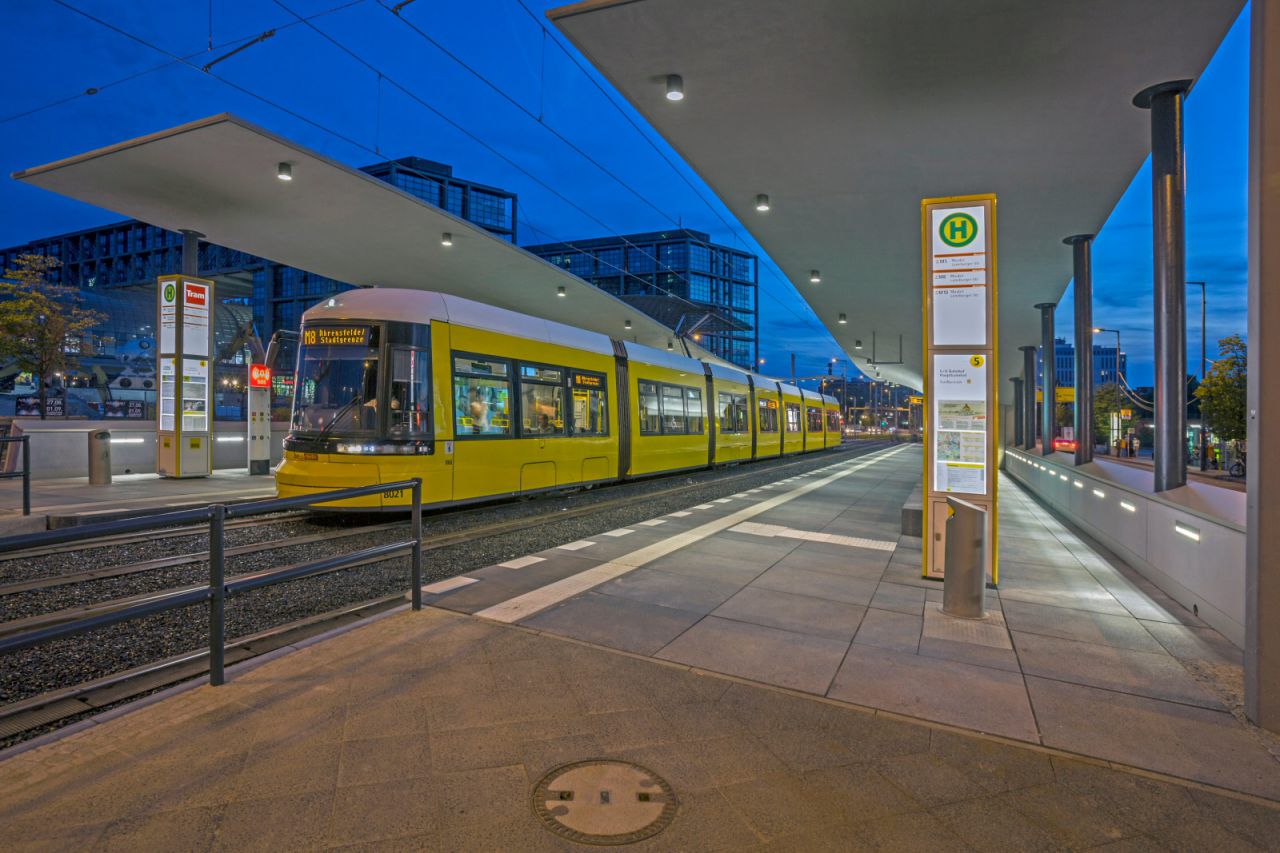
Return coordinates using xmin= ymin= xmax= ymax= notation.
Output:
xmin=7 ymin=420 xmax=288 ymax=479
xmin=1004 ymin=447 xmax=1246 ymax=647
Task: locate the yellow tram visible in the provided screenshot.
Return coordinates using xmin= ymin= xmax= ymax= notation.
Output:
xmin=276 ymin=289 xmax=843 ymax=509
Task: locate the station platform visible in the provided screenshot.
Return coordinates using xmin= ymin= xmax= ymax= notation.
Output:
xmin=0 ymin=470 xmax=278 ymax=533
xmin=1 ymin=445 xmax=1277 ymax=849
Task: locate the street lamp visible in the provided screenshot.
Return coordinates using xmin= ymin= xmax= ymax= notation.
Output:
xmin=1093 ymin=327 xmax=1123 ymax=455
xmin=1187 ymin=280 xmax=1208 ymax=471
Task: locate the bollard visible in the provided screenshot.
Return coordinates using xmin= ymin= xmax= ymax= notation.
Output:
xmin=88 ymin=430 xmax=112 ymax=485
xmin=942 ymin=497 xmax=986 ymax=619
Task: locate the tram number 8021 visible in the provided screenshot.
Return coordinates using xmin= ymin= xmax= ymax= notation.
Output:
xmin=382 ymin=488 xmax=405 ymax=500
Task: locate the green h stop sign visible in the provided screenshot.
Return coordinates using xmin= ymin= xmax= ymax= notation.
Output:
xmin=939 ymin=212 xmax=978 ymax=248
xmin=163 ymin=282 xmax=176 ymax=303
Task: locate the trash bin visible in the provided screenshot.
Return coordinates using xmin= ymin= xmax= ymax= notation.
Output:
xmin=942 ymin=497 xmax=985 ymax=618
xmin=88 ymin=429 xmax=112 ymax=485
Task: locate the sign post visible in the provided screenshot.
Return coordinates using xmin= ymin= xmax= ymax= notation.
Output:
xmin=247 ymin=363 xmax=272 ymax=475
xmin=156 ymin=274 xmax=214 ymax=478
xmin=922 ymin=195 xmax=998 ymax=583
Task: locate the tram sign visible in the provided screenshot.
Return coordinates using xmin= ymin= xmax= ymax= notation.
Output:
xmin=156 ymin=274 xmax=214 ymax=479
xmin=249 ymin=364 xmax=272 ymax=388
xmin=921 ymin=194 xmax=998 ymax=583
xmin=303 ymin=326 xmax=371 ymax=346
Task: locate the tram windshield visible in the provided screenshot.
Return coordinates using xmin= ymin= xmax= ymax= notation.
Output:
xmin=292 ymin=329 xmax=381 ymax=434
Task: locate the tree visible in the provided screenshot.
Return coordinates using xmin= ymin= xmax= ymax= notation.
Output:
xmin=1094 ymin=383 xmax=1125 ymax=448
xmin=0 ymin=255 xmax=104 ymax=419
xmin=1196 ymin=334 xmax=1247 ymax=444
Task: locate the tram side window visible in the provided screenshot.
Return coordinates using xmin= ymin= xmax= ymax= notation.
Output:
xmin=638 ymin=381 xmax=661 ymax=435
xmin=718 ymin=392 xmax=748 ymax=433
xmin=661 ymin=384 xmax=687 ymax=434
xmin=685 ymin=387 xmax=704 ymax=434
xmin=807 ymin=407 xmax=824 ymax=433
xmin=827 ymin=410 xmax=841 ymax=433
xmin=757 ymin=399 xmax=779 ymax=433
xmin=570 ymin=373 xmax=608 ymax=436
xmin=519 ymin=365 xmax=566 ymax=437
xmin=453 ymin=356 xmax=512 ymax=437
xmin=785 ymin=403 xmax=802 ymax=433
xmin=388 ymin=348 xmax=431 ymax=437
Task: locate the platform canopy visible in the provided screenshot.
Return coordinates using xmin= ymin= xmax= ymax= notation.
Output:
xmin=550 ymin=0 xmax=1243 ymax=389
xmin=12 ymin=114 xmax=719 ymax=362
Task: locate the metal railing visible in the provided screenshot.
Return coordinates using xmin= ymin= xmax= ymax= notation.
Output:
xmin=0 ymin=479 xmax=423 ymax=686
xmin=0 ymin=435 xmax=31 ymax=516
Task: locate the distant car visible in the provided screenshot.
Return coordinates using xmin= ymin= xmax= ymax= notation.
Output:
xmin=1053 ymin=437 xmax=1077 ymax=452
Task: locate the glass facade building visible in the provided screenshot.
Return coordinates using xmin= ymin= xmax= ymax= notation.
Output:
xmin=0 ymin=157 xmax=517 ymax=419
xmin=524 ymin=230 xmax=759 ymax=370
xmin=1037 ymin=338 xmax=1127 ymax=388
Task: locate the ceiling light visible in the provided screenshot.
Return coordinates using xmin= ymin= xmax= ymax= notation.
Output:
xmin=557 ymin=285 xmax=566 ymax=297
xmin=624 ymin=319 xmax=632 ymax=330
xmin=277 ymin=162 xmax=293 ymax=181
xmin=809 ymin=270 xmax=821 ymax=284
xmin=665 ymin=74 xmax=684 ymax=101
xmin=838 ymin=313 xmax=847 ymax=324
xmin=441 ymin=232 xmax=453 ymax=247
xmin=754 ymin=194 xmax=770 ymax=212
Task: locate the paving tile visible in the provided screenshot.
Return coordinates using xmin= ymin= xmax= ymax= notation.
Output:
xmin=819 ymin=709 xmax=932 ymax=762
xmin=870 ymin=582 xmax=926 ymax=615
xmin=644 ymin=549 xmax=775 ymax=586
xmin=1002 ymin=598 xmax=1166 ymax=653
xmin=916 ymin=635 xmax=1021 ymax=672
xmin=97 ymin=805 xmax=225 ymax=853
xmin=719 ymin=771 xmax=850 ymax=840
xmin=711 ymin=585 xmax=866 ymax=642
xmin=433 ymin=764 xmax=529 ymax=830
xmin=596 ymin=567 xmax=743 ymax=614
xmin=843 ymin=809 xmax=971 ymax=849
xmin=1049 ymin=756 xmax=1196 ymax=835
xmin=656 ymin=615 xmax=852 ymax=694
xmin=326 ymin=778 xmax=438 ymax=846
xmin=751 ymin=563 xmax=880 ymax=606
xmin=827 ymin=644 xmax=1038 ymax=742
xmin=1001 ymin=783 xmax=1138 ymax=848
xmin=1012 ymin=631 xmax=1224 ymax=709
xmin=427 ymin=724 xmax=524 ymax=773
xmin=523 ymin=591 xmax=705 ymax=655
xmin=587 ymin=708 xmax=682 ymax=752
xmin=1139 ymin=619 xmax=1243 ymax=665
xmin=1027 ymin=676 xmax=1280 ymax=800
xmin=212 ymin=789 xmax=334 ymax=852
xmin=930 ymin=791 xmax=1066 ymax=851
xmin=624 ymin=788 xmax=760 ymax=852
xmin=337 ymin=735 xmax=431 ymax=787
xmin=853 ymin=607 xmax=922 ymax=653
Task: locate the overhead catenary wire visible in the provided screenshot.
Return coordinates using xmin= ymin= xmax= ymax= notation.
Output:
xmin=1 ymin=0 xmax=367 ymax=128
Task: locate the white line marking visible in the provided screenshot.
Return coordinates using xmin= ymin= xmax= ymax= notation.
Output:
xmin=692 ymin=504 xmax=715 ymax=510
xmin=558 ymin=540 xmax=596 ymax=551
xmin=729 ymin=521 xmax=895 ymax=552
xmin=422 ymin=576 xmax=479 ymax=594
xmin=475 ymin=446 xmax=911 ymax=624
xmin=712 ymin=498 xmax=732 ymax=504
xmin=668 ymin=511 xmax=692 ymax=518
xmin=499 ymin=556 xmax=545 ymax=570
xmin=638 ymin=519 xmax=667 ymax=527
xmin=603 ymin=528 xmax=634 ymax=537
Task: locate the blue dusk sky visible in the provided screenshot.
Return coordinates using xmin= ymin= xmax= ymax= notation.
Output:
xmin=0 ymin=1 xmax=1250 ymax=386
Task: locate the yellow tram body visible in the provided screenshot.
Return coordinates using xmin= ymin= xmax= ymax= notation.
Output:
xmin=276 ymin=290 xmax=842 ymax=509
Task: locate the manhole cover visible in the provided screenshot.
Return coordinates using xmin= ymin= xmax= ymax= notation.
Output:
xmin=531 ymin=760 xmax=677 ymax=845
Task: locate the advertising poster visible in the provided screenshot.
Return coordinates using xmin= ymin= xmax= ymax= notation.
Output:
xmin=933 ymin=353 xmax=987 ymax=495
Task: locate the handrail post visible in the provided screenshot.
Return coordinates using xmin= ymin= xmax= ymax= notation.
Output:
xmin=209 ymin=504 xmax=226 ymax=686
xmin=21 ymin=436 xmax=31 ymax=517
xmin=410 ymin=479 xmax=423 ymax=611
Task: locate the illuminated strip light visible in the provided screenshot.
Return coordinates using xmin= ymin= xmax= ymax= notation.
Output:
xmin=1174 ymin=521 xmax=1201 ymax=542
xmin=1059 ymin=474 xmax=1069 ymax=482
xmin=216 ymin=436 xmax=245 ymax=443
xmin=1073 ymin=480 xmax=1084 ymax=488
xmin=1092 ymin=489 xmax=1105 ymax=498
xmin=109 ymin=437 xmax=145 ymax=444
xmin=1120 ymin=501 xmax=1137 ymax=512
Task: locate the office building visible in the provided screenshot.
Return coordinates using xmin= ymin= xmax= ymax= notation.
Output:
xmin=1037 ymin=337 xmax=1127 ymax=389
xmin=524 ymin=229 xmax=758 ymax=370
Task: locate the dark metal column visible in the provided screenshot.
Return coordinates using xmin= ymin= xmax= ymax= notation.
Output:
xmin=1136 ymin=80 xmax=1192 ymax=491
xmin=1020 ymin=346 xmax=1037 ymax=450
xmin=1066 ymin=235 xmax=1095 ymax=464
xmin=180 ymin=229 xmax=204 ymax=277
xmin=1034 ymin=303 xmax=1057 ymax=455
xmin=1010 ymin=378 xmax=1024 ymax=447
xmin=1246 ymin=0 xmax=1279 ymax=734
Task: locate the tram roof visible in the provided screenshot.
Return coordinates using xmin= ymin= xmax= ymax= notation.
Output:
xmin=12 ymin=114 xmax=721 ymax=365
xmin=548 ymin=0 xmax=1243 ymax=389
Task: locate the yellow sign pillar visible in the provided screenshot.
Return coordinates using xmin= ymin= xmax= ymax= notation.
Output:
xmin=921 ymin=195 xmax=999 ymax=583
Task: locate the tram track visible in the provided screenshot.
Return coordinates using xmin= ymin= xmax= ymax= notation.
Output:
xmin=0 ymin=441 xmax=896 ymax=748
